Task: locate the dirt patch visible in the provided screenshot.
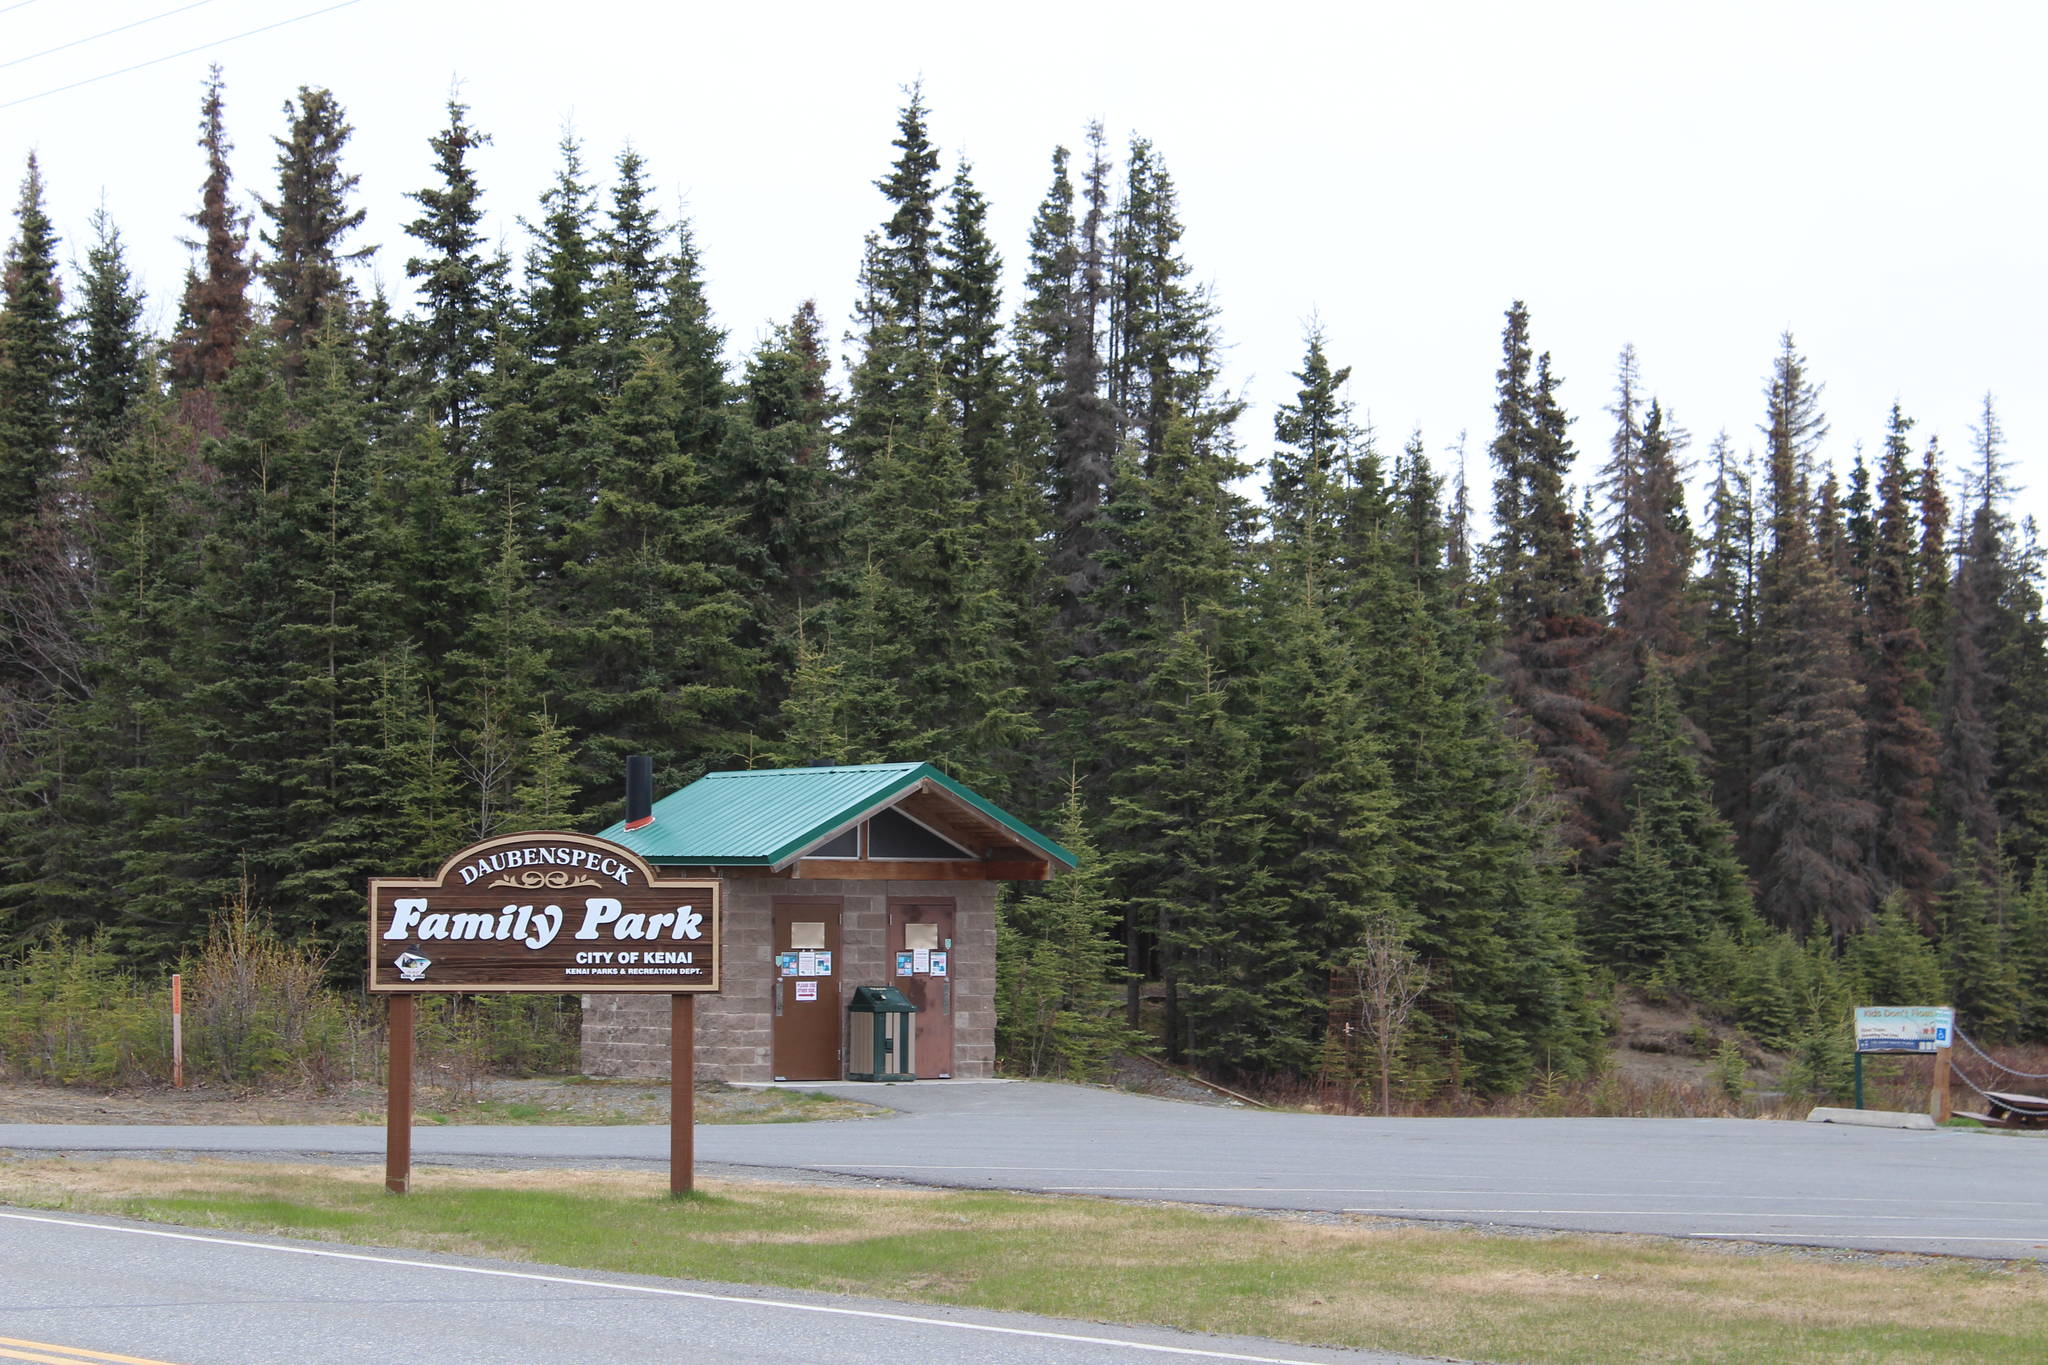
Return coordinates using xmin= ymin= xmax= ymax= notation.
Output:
xmin=1609 ymin=992 xmax=1780 ymax=1090
xmin=0 ymin=1076 xmax=882 ymax=1126
xmin=1102 ymin=1054 xmax=1245 ymax=1106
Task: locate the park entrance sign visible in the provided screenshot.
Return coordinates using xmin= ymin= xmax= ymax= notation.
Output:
xmin=367 ymin=831 xmax=721 ymax=1196
xmin=368 ymin=832 xmax=721 ymax=993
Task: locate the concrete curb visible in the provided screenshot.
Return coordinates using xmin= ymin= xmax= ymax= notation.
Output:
xmin=1807 ymin=1106 xmax=1937 ymax=1130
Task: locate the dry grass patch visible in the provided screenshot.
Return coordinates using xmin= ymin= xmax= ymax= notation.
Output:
xmin=1 ymin=1155 xmax=2044 ymax=1365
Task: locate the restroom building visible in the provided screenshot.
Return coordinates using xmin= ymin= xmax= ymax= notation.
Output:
xmin=579 ymin=762 xmax=1075 ymax=1081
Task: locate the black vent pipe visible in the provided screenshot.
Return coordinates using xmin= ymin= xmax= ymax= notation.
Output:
xmin=625 ymin=754 xmax=654 ymax=830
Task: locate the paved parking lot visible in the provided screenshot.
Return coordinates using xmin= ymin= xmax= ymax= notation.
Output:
xmin=5 ymin=1080 xmax=2043 ymax=1258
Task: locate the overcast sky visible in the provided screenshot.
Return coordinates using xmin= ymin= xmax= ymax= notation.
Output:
xmin=5 ymin=0 xmax=2043 ymax=531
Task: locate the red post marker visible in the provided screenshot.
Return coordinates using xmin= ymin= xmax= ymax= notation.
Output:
xmin=171 ymin=973 xmax=184 ymax=1090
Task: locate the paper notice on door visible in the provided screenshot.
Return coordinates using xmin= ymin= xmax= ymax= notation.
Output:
xmin=912 ymin=947 xmax=931 ymax=974
xmin=794 ymin=980 xmax=817 ymax=1002
xmin=775 ymin=952 xmax=798 ymax=976
xmin=929 ymin=951 xmax=948 ymax=977
xmin=896 ymin=951 xmax=915 ymax=976
xmin=796 ymin=950 xmax=819 ymax=976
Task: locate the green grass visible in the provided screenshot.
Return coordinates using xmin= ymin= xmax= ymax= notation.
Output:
xmin=2 ymin=1158 xmax=2044 ymax=1364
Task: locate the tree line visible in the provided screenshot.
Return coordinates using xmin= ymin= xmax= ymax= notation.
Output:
xmin=2 ymin=75 xmax=2043 ymax=1097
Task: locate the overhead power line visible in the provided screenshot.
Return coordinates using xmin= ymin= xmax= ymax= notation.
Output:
xmin=2 ymin=1 xmax=220 ymax=74
xmin=0 ymin=0 xmax=361 ymax=112
xmin=0 ymin=1 xmax=46 ymax=16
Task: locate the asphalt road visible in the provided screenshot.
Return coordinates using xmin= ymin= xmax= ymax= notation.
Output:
xmin=4 ymin=1081 xmax=2044 ymax=1258
xmin=0 ymin=1205 xmax=1424 ymax=1365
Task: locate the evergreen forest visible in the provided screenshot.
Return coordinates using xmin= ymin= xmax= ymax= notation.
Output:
xmin=5 ymin=77 xmax=2046 ymax=1100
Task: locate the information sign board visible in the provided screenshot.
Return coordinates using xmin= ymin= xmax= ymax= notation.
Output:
xmin=1854 ymin=1005 xmax=1954 ymax=1053
xmin=368 ymin=832 xmax=720 ymax=993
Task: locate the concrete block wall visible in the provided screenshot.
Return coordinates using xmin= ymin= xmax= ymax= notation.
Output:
xmin=580 ymin=877 xmax=997 ymax=1081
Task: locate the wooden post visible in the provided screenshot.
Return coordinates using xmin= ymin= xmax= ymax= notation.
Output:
xmin=1930 ymin=1045 xmax=1952 ymax=1124
xmin=386 ymin=994 xmax=414 ymax=1194
xmin=671 ymin=994 xmax=694 ymax=1196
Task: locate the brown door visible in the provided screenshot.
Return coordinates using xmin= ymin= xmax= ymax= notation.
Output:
xmin=772 ymin=899 xmax=842 ymax=1080
xmin=888 ymin=899 xmax=955 ymax=1078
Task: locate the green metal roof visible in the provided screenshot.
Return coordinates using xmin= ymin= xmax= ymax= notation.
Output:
xmin=597 ymin=762 xmax=1077 ymax=871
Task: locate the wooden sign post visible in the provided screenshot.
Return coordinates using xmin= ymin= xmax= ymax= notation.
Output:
xmin=368 ymin=832 xmax=721 ymax=1196
xmin=386 ymin=994 xmax=413 ymax=1194
xmin=671 ymin=995 xmax=694 ymax=1196
xmin=1930 ymin=1045 xmax=1953 ymax=1124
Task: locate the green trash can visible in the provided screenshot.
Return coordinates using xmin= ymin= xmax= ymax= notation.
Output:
xmin=847 ymin=985 xmax=918 ymax=1081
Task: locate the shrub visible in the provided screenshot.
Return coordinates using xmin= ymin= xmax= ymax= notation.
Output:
xmin=0 ymin=933 xmax=168 ymax=1085
xmin=1710 ymin=1039 xmax=1749 ymax=1103
xmin=181 ymin=884 xmax=368 ymax=1089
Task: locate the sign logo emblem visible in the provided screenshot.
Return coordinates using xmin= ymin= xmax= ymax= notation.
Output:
xmin=394 ymin=948 xmax=432 ymax=982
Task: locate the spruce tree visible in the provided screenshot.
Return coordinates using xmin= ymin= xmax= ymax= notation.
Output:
xmin=1488 ymin=303 xmax=1618 ymax=859
xmin=1750 ymin=336 xmax=1875 ymax=937
xmin=440 ymin=513 xmax=556 ymax=840
xmin=996 ymin=780 xmax=1140 ymax=1078
xmin=1250 ymin=334 xmax=1398 ymax=1065
xmin=1107 ymin=137 xmax=1238 ymax=468
xmin=403 ymin=95 xmax=503 ymax=484
xmin=933 ymin=157 xmax=1006 ymax=488
xmin=654 ymin=216 xmax=731 ymax=465
xmin=180 ymin=336 xmax=402 ymax=941
xmin=0 ymin=154 xmax=68 ymax=572
xmin=1863 ymin=403 xmax=1945 ymax=917
xmin=2009 ymin=876 xmax=2048 ymax=1040
xmin=844 ymin=88 xmax=942 ymax=474
xmin=1265 ymin=327 xmax=1353 ymax=548
xmin=841 ymin=388 xmax=1032 ymax=794
xmin=1940 ymin=856 xmax=2019 ymax=1039
xmin=170 ymin=66 xmax=253 ymax=392
xmin=1607 ymin=394 xmax=1697 ymax=712
xmin=1691 ymin=434 xmax=1761 ymax=853
xmin=1842 ymin=895 xmax=1944 ymax=1007
xmin=596 ymin=146 xmax=667 ymax=369
xmin=1101 ymin=621 xmax=1272 ymax=1072
xmin=259 ymin=86 xmax=371 ymax=369
xmin=482 ymin=135 xmax=602 ymax=583
xmin=1914 ymin=438 xmax=1951 ymax=697
xmin=729 ymin=300 xmax=840 ymax=666
xmin=16 ymin=395 xmax=206 ymax=949
xmin=1989 ymin=517 xmax=2048 ymax=879
xmin=1938 ymin=409 xmax=2005 ymax=872
xmin=1844 ymin=447 xmax=1875 ymax=603
xmin=549 ymin=343 xmax=751 ymax=801
xmin=928 ymin=156 xmax=1043 ymax=726
xmin=70 ymin=208 xmax=149 ymax=466
xmin=1596 ymin=344 xmax=1647 ymax=595
xmin=1017 ymin=134 xmax=1116 ymax=651
xmin=1595 ymin=659 xmax=1756 ymax=972
xmin=1360 ymin=576 xmax=1597 ymax=1093
xmin=1089 ymin=405 xmax=1254 ymax=1043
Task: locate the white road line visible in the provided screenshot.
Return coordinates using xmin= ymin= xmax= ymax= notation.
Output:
xmin=807 ymin=1164 xmax=1265 ymax=1173
xmin=0 ymin=1211 xmax=1334 ymax=1364
xmin=1044 ymin=1187 xmax=2037 ymax=1207
xmin=1339 ymin=1208 xmax=2048 ymax=1224
xmin=801 ymin=1165 xmax=1729 ymax=1186
xmin=1694 ymin=1233 xmax=2048 ymax=1245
